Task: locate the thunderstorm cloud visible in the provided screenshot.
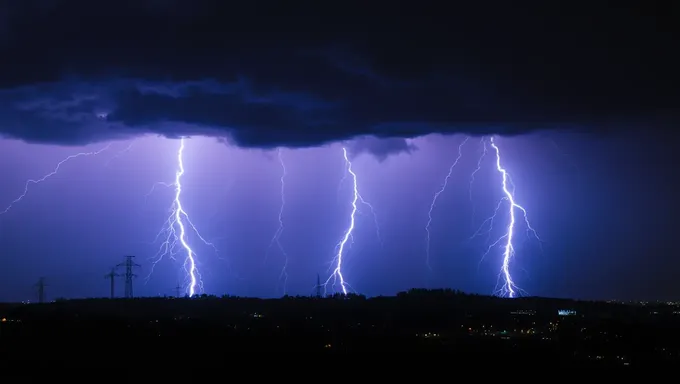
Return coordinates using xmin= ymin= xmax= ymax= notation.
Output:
xmin=345 ymin=136 xmax=418 ymax=161
xmin=0 ymin=1 xmax=678 ymax=158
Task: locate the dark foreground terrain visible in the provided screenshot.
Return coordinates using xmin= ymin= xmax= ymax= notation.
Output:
xmin=2 ymin=289 xmax=679 ymax=371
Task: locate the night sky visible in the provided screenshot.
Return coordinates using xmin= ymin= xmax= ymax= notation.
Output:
xmin=0 ymin=1 xmax=678 ymax=302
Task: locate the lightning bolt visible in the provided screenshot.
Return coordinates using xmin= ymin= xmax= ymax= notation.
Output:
xmin=146 ymin=137 xmax=218 ymax=297
xmin=475 ymin=136 xmax=541 ymax=298
xmin=104 ymin=141 xmax=136 ymax=167
xmin=266 ymin=148 xmax=289 ymax=295
xmin=335 ymin=157 xmax=381 ymax=246
xmin=0 ymin=144 xmax=113 ymax=215
xmin=468 ymin=136 xmax=488 ymax=224
xmin=424 ymin=136 xmax=469 ymax=271
xmin=324 ymin=147 xmax=377 ymax=295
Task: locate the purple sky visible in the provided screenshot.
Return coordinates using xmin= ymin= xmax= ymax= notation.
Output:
xmin=0 ymin=132 xmax=676 ymax=302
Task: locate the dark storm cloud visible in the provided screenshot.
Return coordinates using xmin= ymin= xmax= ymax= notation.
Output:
xmin=346 ymin=136 xmax=417 ymax=162
xmin=0 ymin=1 xmax=678 ymax=154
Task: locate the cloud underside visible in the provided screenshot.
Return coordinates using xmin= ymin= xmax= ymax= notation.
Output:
xmin=0 ymin=2 xmax=677 ymax=158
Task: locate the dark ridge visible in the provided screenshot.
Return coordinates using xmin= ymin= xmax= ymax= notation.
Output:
xmin=2 ymin=289 xmax=678 ymax=370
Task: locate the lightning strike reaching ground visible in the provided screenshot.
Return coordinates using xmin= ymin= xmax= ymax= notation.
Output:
xmin=324 ymin=147 xmax=378 ymax=295
xmin=266 ymin=148 xmax=289 ymax=295
xmin=424 ymin=136 xmax=469 ymax=271
xmin=476 ymin=136 xmax=541 ymax=298
xmin=147 ymin=138 xmax=218 ymax=297
xmin=0 ymin=144 xmax=112 ymax=215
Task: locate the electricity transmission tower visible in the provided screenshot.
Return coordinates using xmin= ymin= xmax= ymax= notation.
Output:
xmin=116 ymin=256 xmax=140 ymax=299
xmin=174 ymin=282 xmax=182 ymax=298
xmin=105 ymin=267 xmax=119 ymax=299
xmin=34 ymin=277 xmax=48 ymax=303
